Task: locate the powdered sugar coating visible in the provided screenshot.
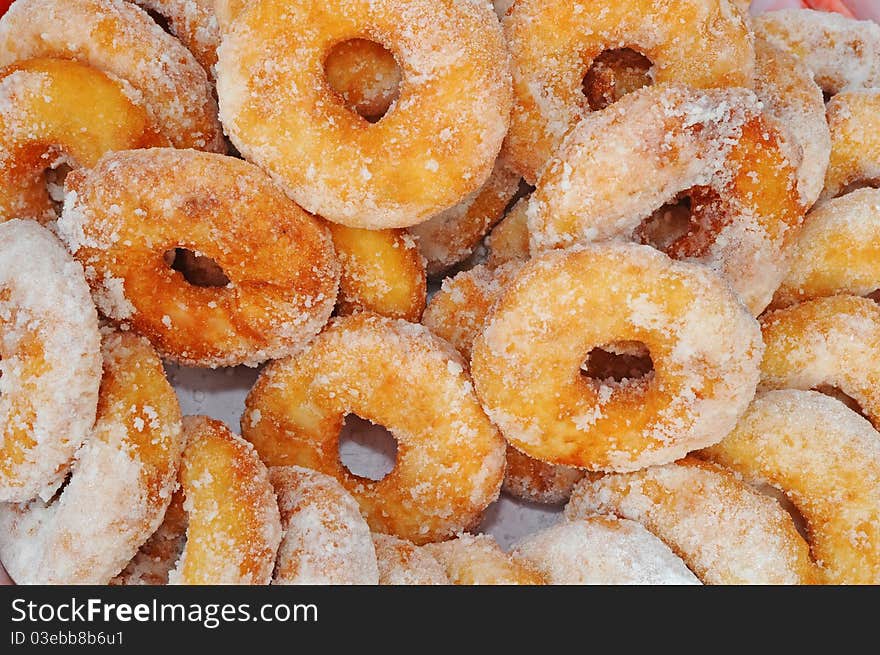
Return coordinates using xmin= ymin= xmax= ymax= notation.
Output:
xmin=216 ymin=0 xmax=511 ymax=228
xmin=823 ymin=90 xmax=880 ymax=201
xmin=372 ymin=533 xmax=448 ymax=585
xmin=0 ymin=331 xmax=183 ymax=584
xmin=243 ymin=313 xmax=506 ymax=544
xmin=113 ymin=490 xmax=186 ymax=585
xmin=131 ymin=0 xmax=220 ymax=77
xmin=755 ymin=9 xmax=880 ymax=95
xmin=502 ymin=0 xmax=754 ymax=182
xmin=0 ymin=220 xmax=101 ymax=503
xmin=512 ymin=516 xmax=700 ymax=585
xmin=565 ymin=458 xmax=817 ymax=584
xmin=423 ymin=533 xmax=545 ymax=585
xmin=759 ymin=295 xmax=880 ymax=429
xmin=701 ymin=390 xmax=880 ymax=584
xmin=58 ymin=148 xmax=340 ymax=368
xmin=271 ymin=465 xmax=378 ymax=585
xmin=0 ymin=0 xmax=224 ymax=151
xmin=773 ymin=189 xmax=880 ymax=307
xmin=527 ymin=85 xmax=804 ymax=315
xmin=471 ymin=243 xmax=763 ymax=472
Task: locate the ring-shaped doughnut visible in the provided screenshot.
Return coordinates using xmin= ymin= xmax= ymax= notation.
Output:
xmin=502 ymin=0 xmax=754 ymax=182
xmin=701 ymin=390 xmax=880 ymax=584
xmin=0 ymin=331 xmax=183 ymax=584
xmin=216 ymin=0 xmax=511 ymax=228
xmin=242 ymin=313 xmax=506 ymax=544
xmin=565 ymin=458 xmax=818 ymax=585
xmin=471 ymin=243 xmax=763 ymax=472
xmin=0 ymin=220 xmax=101 ymax=503
xmin=422 ymin=534 xmax=545 ymax=585
xmin=0 ymin=0 xmax=224 ymax=151
xmin=823 ymin=90 xmax=880 ymax=201
xmin=58 ymin=148 xmax=340 ymax=368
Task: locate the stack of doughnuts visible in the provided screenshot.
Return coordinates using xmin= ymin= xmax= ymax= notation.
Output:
xmin=1 ymin=0 xmax=878 ymax=585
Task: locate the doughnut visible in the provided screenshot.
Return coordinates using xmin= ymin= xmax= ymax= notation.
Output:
xmin=0 ymin=331 xmax=184 ymax=585
xmin=759 ymin=295 xmax=880 ymax=428
xmin=701 ymin=390 xmax=880 ymax=584
xmin=131 ymin=0 xmax=219 ymax=76
xmin=511 ymin=517 xmax=701 ymax=585
xmin=113 ymin=490 xmax=186 ymax=585
xmin=58 ymin=148 xmax=340 ymax=368
xmin=823 ymin=90 xmax=880 ymax=200
xmin=582 ymin=48 xmax=653 ymax=112
xmin=754 ymin=36 xmax=830 ymax=208
xmin=502 ymin=449 xmax=584 ymax=506
xmin=773 ymin=189 xmax=880 ymax=307
xmin=502 ymin=0 xmax=755 ymax=182
xmin=0 ymin=220 xmax=102 ymax=503
xmin=216 ymin=0 xmax=511 ymax=229
xmin=526 ymin=85 xmax=804 ymax=316
xmin=328 ymin=223 xmax=426 ymax=322
xmin=565 ymin=458 xmax=818 ymax=584
xmin=754 ymin=9 xmax=880 ymax=95
xmin=242 ymin=313 xmax=506 ymax=544
xmin=0 ymin=58 xmax=164 ymax=224
xmin=486 ymin=198 xmax=530 ymax=269
xmin=409 ymin=162 xmax=521 ymax=277
xmin=270 ymin=465 xmax=379 ymax=585
xmin=422 ymin=534 xmax=546 ymax=585
xmin=324 ymin=39 xmax=402 ymax=122
xmin=470 ymin=242 xmax=763 ymax=472
xmin=372 ymin=533 xmax=448 ymax=585
xmin=0 ymin=0 xmax=224 ymax=152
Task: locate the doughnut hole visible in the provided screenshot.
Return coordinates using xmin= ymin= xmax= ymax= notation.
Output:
xmin=43 ymin=159 xmax=73 ymax=215
xmin=581 ymin=341 xmax=654 ymax=388
xmin=814 ymin=384 xmax=871 ymax=422
xmin=633 ymin=188 xmax=729 ymax=259
xmin=163 ymin=248 xmax=230 ymax=288
xmin=338 ymin=414 xmax=398 ymax=482
xmin=633 ymin=196 xmax=694 ymax=251
xmin=324 ymin=39 xmax=403 ymax=123
xmin=583 ymin=48 xmax=653 ymax=111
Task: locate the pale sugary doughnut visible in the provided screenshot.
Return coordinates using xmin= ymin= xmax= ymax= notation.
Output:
xmin=565 ymin=458 xmax=818 ymax=584
xmin=512 ymin=517 xmax=700 ymax=585
xmin=773 ymin=189 xmax=880 ymax=307
xmin=271 ymin=466 xmax=378 ymax=585
xmin=823 ymin=90 xmax=880 ymax=200
xmin=58 ymin=148 xmax=340 ymax=368
xmin=0 ymin=0 xmax=224 ymax=151
xmin=372 ymin=533 xmax=448 ymax=585
xmin=422 ymin=534 xmax=546 ymax=585
xmin=701 ymin=390 xmax=880 ymax=584
xmin=527 ymin=85 xmax=803 ymax=316
xmin=502 ymin=0 xmax=754 ymax=182
xmin=112 ymin=490 xmax=186 ymax=585
xmin=242 ymin=313 xmax=506 ymax=544
xmin=216 ymin=0 xmax=511 ymax=229
xmin=759 ymin=295 xmax=880 ymax=428
xmin=471 ymin=243 xmax=762 ymax=472
xmin=0 ymin=58 xmax=163 ymax=224
xmin=0 ymin=331 xmax=183 ymax=584
xmin=0 ymin=220 xmax=101 ymax=503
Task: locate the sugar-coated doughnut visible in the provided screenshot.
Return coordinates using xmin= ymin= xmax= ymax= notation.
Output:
xmin=0 ymin=58 xmax=163 ymax=224
xmin=0 ymin=0 xmax=224 ymax=151
xmin=512 ymin=517 xmax=700 ymax=585
xmin=486 ymin=198 xmax=530 ymax=269
xmin=754 ymin=37 xmax=830 ymax=208
xmin=527 ymin=85 xmax=803 ymax=315
xmin=409 ymin=161 xmax=520 ymax=277
xmin=502 ymin=449 xmax=584 ymax=506
xmin=242 ymin=313 xmax=506 ymax=544
xmin=565 ymin=458 xmax=818 ymax=584
xmin=773 ymin=189 xmax=880 ymax=307
xmin=702 ymin=390 xmax=880 ymax=584
xmin=502 ymin=0 xmax=754 ymax=182
xmin=0 ymin=221 xmax=102 ymax=503
xmin=372 ymin=533 xmax=448 ymax=585
xmin=759 ymin=295 xmax=880 ymax=428
xmin=271 ymin=466 xmax=378 ymax=585
xmin=58 ymin=148 xmax=340 ymax=368
xmin=755 ymin=9 xmax=880 ymax=95
xmin=471 ymin=243 xmax=762 ymax=472
xmin=422 ymin=534 xmax=546 ymax=585
xmin=0 ymin=331 xmax=183 ymax=584
xmin=823 ymin=90 xmax=880 ymax=200
xmin=216 ymin=0 xmax=511 ymax=229
xmin=328 ymin=223 xmax=426 ymax=322
xmin=131 ymin=0 xmax=219 ymax=76
xmin=112 ymin=490 xmax=186 ymax=585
